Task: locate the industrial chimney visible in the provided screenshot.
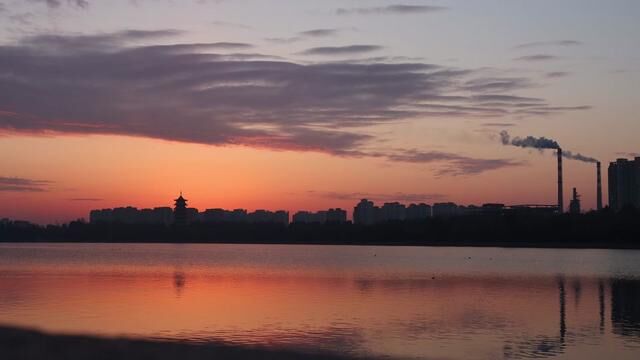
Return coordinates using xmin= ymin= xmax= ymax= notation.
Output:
xmin=596 ymin=162 xmax=603 ymax=211
xmin=557 ymin=148 xmax=564 ymax=213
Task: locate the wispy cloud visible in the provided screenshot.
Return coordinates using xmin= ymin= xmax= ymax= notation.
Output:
xmin=299 ymin=28 xmax=342 ymax=37
xmin=336 ymin=4 xmax=447 ymax=15
xmin=482 ymin=123 xmax=516 ymax=127
xmin=300 ymin=45 xmax=382 ymax=56
xmin=0 ymin=177 xmax=52 ymax=192
xmin=386 ymin=149 xmax=525 ymax=176
xmin=615 ymin=152 xmax=640 ymax=158
xmin=514 ymin=54 xmax=558 ymax=62
xmin=545 ymin=71 xmax=570 ymax=78
xmin=266 ymin=28 xmax=345 ymax=44
xmin=514 ymin=40 xmax=583 ymax=49
xmin=27 ymin=0 xmax=89 ymax=9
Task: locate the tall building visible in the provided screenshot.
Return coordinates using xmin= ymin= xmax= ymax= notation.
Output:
xmin=608 ymin=157 xmax=640 ymax=211
xmin=353 ymin=199 xmax=376 ymax=225
xmin=380 ymin=202 xmax=407 ymax=222
xmin=173 ymin=193 xmax=188 ymax=226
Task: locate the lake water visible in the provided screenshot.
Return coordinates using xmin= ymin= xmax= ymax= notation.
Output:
xmin=1 ymin=243 xmax=640 ymax=359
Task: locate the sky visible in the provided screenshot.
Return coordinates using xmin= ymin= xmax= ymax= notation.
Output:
xmin=0 ymin=0 xmax=639 ymax=224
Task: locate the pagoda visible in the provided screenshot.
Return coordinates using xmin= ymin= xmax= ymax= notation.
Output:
xmin=173 ymin=192 xmax=188 ymax=226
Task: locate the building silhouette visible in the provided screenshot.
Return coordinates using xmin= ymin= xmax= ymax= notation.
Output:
xmin=293 ymin=208 xmax=347 ymax=224
xmin=432 ymin=202 xmax=459 ymax=218
xmin=173 ymin=193 xmax=188 ymax=226
xmin=569 ymin=188 xmax=581 ymax=215
xmin=608 ymin=157 xmax=640 ymax=211
xmin=380 ymin=202 xmax=407 ymax=221
xmin=354 ymin=199 xmax=376 ymax=225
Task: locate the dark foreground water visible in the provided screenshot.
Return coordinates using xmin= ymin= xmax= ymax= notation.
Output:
xmin=1 ymin=243 xmax=639 ymax=359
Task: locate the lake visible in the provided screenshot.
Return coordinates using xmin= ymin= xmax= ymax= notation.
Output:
xmin=1 ymin=243 xmax=639 ymax=359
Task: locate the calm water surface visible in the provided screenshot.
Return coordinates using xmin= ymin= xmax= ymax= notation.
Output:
xmin=1 ymin=243 xmax=640 ymax=359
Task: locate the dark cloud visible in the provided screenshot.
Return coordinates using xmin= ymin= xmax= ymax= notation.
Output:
xmin=514 ymin=54 xmax=558 ymax=62
xmin=309 ymin=191 xmax=446 ymax=203
xmin=300 ymin=45 xmax=383 ymax=56
xmin=545 ymin=71 xmax=570 ymax=78
xmin=0 ymin=177 xmax=52 ymax=192
xmin=0 ymin=30 xmax=589 ymax=164
xmin=298 ymin=28 xmax=341 ymax=37
xmin=336 ymin=5 xmax=447 ymax=15
xmin=514 ymin=40 xmax=583 ymax=49
xmin=27 ymin=0 xmax=89 ymax=9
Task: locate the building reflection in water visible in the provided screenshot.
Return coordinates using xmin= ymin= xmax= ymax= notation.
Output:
xmin=503 ymin=277 xmax=640 ymax=359
xmin=173 ymin=271 xmax=186 ymax=297
xmin=611 ymin=279 xmax=640 ymax=338
xmin=599 ymin=280 xmax=605 ymax=334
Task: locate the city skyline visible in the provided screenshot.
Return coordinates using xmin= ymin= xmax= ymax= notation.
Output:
xmin=1 ymin=0 xmax=639 ymax=224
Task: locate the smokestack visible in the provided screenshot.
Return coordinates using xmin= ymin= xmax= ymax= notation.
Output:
xmin=597 ymin=162 xmax=603 ymax=211
xmin=558 ymin=148 xmax=564 ymax=213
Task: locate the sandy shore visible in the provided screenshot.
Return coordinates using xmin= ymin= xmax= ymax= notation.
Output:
xmin=0 ymin=326 xmax=374 ymax=360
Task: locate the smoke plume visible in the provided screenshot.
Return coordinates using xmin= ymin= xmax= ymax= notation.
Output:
xmin=500 ymin=130 xmax=559 ymax=149
xmin=562 ymin=151 xmax=598 ymax=163
xmin=500 ymin=131 xmax=597 ymax=163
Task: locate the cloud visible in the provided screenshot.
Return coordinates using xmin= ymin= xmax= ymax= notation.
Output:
xmin=69 ymin=198 xmax=103 ymax=201
xmin=298 ymin=28 xmax=342 ymax=37
xmin=386 ymin=149 xmax=525 ymax=176
xmin=482 ymin=123 xmax=516 ymax=127
xmin=514 ymin=40 xmax=583 ymax=49
xmin=266 ymin=28 xmax=344 ymax=44
xmin=615 ymin=152 xmax=640 ymax=158
xmin=0 ymin=30 xmax=589 ymax=163
xmin=545 ymin=71 xmax=570 ymax=78
xmin=27 ymin=0 xmax=89 ymax=9
xmin=336 ymin=4 xmax=447 ymax=15
xmin=300 ymin=45 xmax=382 ymax=56
xmin=514 ymin=54 xmax=558 ymax=62
xmin=309 ymin=191 xmax=446 ymax=203
xmin=0 ymin=177 xmax=52 ymax=192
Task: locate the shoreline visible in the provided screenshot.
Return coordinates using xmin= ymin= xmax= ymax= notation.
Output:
xmin=2 ymin=240 xmax=640 ymax=250
xmin=0 ymin=326 xmax=368 ymax=360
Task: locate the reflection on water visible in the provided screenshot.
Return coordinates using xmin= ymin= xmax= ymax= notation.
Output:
xmin=1 ymin=244 xmax=640 ymax=359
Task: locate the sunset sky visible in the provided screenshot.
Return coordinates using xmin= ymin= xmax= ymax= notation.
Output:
xmin=1 ymin=0 xmax=639 ymax=224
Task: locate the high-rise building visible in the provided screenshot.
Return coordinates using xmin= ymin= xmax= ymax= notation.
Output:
xmin=353 ymin=199 xmax=376 ymax=225
xmin=380 ymin=202 xmax=406 ymax=222
xmin=608 ymin=157 xmax=640 ymax=211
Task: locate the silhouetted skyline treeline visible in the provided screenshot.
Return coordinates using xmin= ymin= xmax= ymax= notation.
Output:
xmin=2 ymin=207 xmax=639 ymax=248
